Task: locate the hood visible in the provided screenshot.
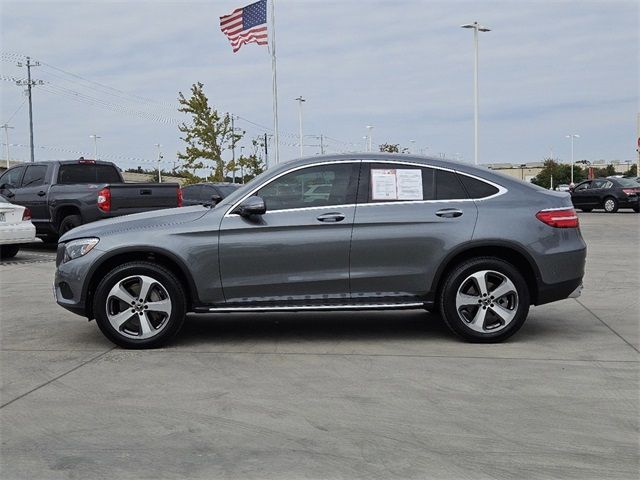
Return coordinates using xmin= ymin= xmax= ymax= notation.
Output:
xmin=60 ymin=206 xmax=210 ymax=242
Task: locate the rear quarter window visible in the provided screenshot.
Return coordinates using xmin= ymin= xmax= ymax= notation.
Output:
xmin=459 ymin=175 xmax=499 ymax=199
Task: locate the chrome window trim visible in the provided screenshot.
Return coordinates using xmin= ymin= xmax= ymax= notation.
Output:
xmin=224 ymin=158 xmax=508 ymax=217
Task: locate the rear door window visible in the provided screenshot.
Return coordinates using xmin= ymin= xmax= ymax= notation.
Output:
xmin=58 ymin=164 xmax=122 ymax=184
xmin=364 ymin=163 xmax=436 ymax=202
xmin=435 ymin=169 xmax=468 ymax=200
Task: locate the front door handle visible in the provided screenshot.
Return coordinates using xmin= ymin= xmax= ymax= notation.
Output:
xmin=316 ymin=212 xmax=345 ymax=223
xmin=435 ymin=208 xmax=463 ymax=218
xmin=37 ymin=190 xmax=46 ymax=197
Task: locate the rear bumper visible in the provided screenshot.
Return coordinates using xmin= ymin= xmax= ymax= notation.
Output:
xmin=0 ymin=222 xmax=36 ymax=244
xmin=536 ymin=278 xmax=583 ymax=305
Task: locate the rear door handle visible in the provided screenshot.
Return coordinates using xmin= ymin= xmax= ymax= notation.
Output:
xmin=37 ymin=190 xmax=46 ymax=197
xmin=435 ymin=208 xmax=463 ymax=218
xmin=316 ymin=212 xmax=345 ymax=223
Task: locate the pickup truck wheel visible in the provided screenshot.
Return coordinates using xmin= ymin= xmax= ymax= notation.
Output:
xmin=0 ymin=245 xmax=20 ymax=259
xmin=93 ymin=261 xmax=186 ymax=349
xmin=439 ymin=257 xmax=530 ymax=343
xmin=59 ymin=214 xmax=82 ymax=235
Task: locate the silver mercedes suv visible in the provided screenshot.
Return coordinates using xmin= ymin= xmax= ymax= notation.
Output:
xmin=54 ymin=154 xmax=586 ymax=348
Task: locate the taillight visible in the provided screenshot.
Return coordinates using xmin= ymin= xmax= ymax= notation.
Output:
xmin=536 ymin=208 xmax=579 ymax=228
xmin=97 ymin=187 xmax=111 ymax=212
xmin=22 ymin=207 xmax=32 ymax=221
xmin=177 ymin=187 xmax=183 ymax=207
xmin=622 ymin=189 xmax=638 ymax=196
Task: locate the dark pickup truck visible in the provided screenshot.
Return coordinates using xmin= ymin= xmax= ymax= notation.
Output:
xmin=0 ymin=159 xmax=182 ymax=239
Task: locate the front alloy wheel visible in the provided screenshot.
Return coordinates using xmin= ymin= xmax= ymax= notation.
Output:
xmin=106 ymin=275 xmax=172 ymax=340
xmin=94 ymin=262 xmax=186 ymax=348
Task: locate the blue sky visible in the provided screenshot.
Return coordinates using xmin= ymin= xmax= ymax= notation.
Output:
xmin=0 ymin=0 xmax=638 ymax=171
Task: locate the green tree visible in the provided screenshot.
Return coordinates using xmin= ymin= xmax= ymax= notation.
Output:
xmin=379 ymin=143 xmax=409 ymax=154
xmin=531 ymin=159 xmax=587 ymax=189
xmin=177 ymin=82 xmax=243 ymax=181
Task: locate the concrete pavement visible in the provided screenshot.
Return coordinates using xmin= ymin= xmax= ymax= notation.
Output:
xmin=1 ymin=212 xmax=638 ymax=479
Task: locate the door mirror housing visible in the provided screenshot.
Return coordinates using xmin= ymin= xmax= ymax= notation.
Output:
xmin=234 ymin=196 xmax=266 ymax=216
xmin=210 ymin=194 xmax=223 ymax=205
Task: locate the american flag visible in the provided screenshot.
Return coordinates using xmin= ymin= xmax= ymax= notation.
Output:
xmin=220 ymin=0 xmax=268 ymax=53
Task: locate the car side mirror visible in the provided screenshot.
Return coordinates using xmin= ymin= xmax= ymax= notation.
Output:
xmin=234 ymin=196 xmax=266 ymax=217
xmin=210 ymin=194 xmax=222 ymax=205
xmin=0 ymin=183 xmax=15 ymax=197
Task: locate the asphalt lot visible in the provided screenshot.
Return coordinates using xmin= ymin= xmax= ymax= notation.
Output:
xmin=1 ymin=212 xmax=638 ymax=480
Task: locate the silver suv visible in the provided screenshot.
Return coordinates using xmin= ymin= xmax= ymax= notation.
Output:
xmin=54 ymin=154 xmax=586 ymax=348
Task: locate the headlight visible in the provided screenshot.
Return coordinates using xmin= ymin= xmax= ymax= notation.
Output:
xmin=63 ymin=238 xmax=99 ymax=263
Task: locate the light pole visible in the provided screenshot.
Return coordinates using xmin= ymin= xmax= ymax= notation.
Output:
xmin=89 ymin=134 xmax=101 ymax=160
xmin=366 ymin=125 xmax=374 ymax=152
xmin=362 ymin=136 xmax=368 ymax=151
xmin=409 ymin=139 xmax=416 ymax=154
xmin=295 ymin=96 xmax=306 ymax=157
xmin=566 ymin=134 xmax=580 ymax=184
xmin=1 ymin=124 xmax=14 ymax=168
xmin=461 ymin=21 xmax=491 ymax=166
xmin=154 ymin=143 xmax=162 ymax=182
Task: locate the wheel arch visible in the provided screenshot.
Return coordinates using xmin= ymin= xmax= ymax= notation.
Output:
xmin=431 ymin=241 xmax=541 ymax=306
xmin=54 ymin=204 xmax=82 ymax=230
xmin=83 ymin=247 xmax=199 ymax=319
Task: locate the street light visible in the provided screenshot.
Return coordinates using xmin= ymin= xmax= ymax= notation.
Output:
xmin=366 ymin=125 xmax=374 ymax=152
xmin=566 ymin=134 xmax=580 ymax=184
xmin=409 ymin=139 xmax=416 ymax=154
xmin=154 ymin=143 xmax=162 ymax=183
xmin=1 ymin=124 xmax=14 ymax=168
xmin=295 ymin=96 xmax=306 ymax=157
xmin=89 ymin=134 xmax=101 ymax=160
xmin=461 ymin=21 xmax=491 ymax=166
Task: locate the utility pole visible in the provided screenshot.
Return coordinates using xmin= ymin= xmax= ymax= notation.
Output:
xmin=231 ymin=115 xmax=236 ymax=183
xmin=566 ymin=134 xmax=580 ymax=184
xmin=319 ymin=134 xmax=325 ymax=155
xmin=461 ymin=22 xmax=491 ymax=165
xmin=16 ymin=57 xmax=42 ymax=163
xmin=1 ymin=124 xmax=14 ymax=168
xmin=636 ymin=113 xmax=640 ymax=177
xmin=154 ymin=143 xmax=162 ymax=182
xmin=264 ymin=133 xmax=269 ymax=167
xmin=366 ymin=125 xmax=374 ymax=152
xmin=295 ymin=96 xmax=306 ymax=157
xmin=89 ymin=134 xmax=101 ymax=160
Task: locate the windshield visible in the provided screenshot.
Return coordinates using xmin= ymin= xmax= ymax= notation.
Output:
xmin=216 ymin=185 xmax=240 ymax=196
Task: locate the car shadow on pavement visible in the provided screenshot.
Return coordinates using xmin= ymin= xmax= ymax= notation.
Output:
xmin=174 ymin=310 xmax=453 ymax=347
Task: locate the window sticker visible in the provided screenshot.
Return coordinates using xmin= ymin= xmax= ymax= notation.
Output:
xmin=371 ymin=169 xmax=423 ymax=201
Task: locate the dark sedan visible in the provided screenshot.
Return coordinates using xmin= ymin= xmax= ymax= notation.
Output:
xmin=570 ymin=177 xmax=640 ymax=213
xmin=181 ymin=182 xmax=241 ymax=206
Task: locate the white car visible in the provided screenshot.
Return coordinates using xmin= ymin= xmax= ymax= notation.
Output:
xmin=555 ymin=184 xmax=571 ymax=192
xmin=0 ymin=195 xmax=36 ymax=259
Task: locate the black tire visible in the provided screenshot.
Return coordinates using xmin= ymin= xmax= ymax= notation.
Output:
xmin=439 ymin=257 xmax=530 ymax=343
xmin=59 ymin=214 xmax=82 ymax=235
xmin=581 ymin=208 xmax=592 ymax=213
xmin=93 ymin=261 xmax=187 ymax=349
xmin=0 ymin=245 xmax=20 ymax=259
xmin=603 ymin=197 xmax=618 ymax=213
xmin=632 ymin=206 xmax=639 ymax=213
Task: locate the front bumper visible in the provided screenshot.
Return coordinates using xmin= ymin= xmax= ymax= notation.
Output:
xmin=54 ymin=245 xmax=103 ymax=318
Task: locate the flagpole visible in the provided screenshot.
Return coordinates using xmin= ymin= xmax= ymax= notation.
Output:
xmin=270 ymin=0 xmax=279 ymax=166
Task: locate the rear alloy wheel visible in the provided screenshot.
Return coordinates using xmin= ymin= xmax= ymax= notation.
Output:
xmin=93 ymin=262 xmax=186 ymax=348
xmin=0 ymin=245 xmax=20 ymax=259
xmin=439 ymin=257 xmax=530 ymax=342
xmin=603 ymin=197 xmax=618 ymax=213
